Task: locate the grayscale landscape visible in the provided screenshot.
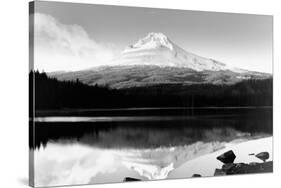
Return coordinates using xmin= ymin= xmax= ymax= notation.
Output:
xmin=29 ymin=1 xmax=273 ymax=187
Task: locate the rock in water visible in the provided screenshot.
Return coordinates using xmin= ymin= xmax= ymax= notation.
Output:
xmin=222 ymin=163 xmax=236 ymax=171
xmin=123 ymin=177 xmax=141 ymax=182
xmin=255 ymin=152 xmax=269 ymax=162
xmin=192 ymin=174 xmax=202 ymax=177
xmin=249 ymin=162 xmax=259 ymax=166
xmin=214 ymin=169 xmax=226 ymax=176
xmin=217 ymin=150 xmax=236 ymax=164
xmin=214 ymin=161 xmax=273 ymax=176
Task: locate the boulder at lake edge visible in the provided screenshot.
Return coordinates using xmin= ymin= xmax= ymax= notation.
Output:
xmin=192 ymin=174 xmax=202 ymax=177
xmin=255 ymin=152 xmax=269 ymax=162
xmin=216 ymin=150 xmax=236 ymax=164
xmin=123 ymin=177 xmax=141 ymax=182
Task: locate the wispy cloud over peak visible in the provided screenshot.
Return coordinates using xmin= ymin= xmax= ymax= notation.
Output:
xmin=33 ymin=13 xmax=115 ymax=72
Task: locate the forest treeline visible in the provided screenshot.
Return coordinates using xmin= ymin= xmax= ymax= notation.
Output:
xmin=30 ymin=71 xmax=273 ymax=110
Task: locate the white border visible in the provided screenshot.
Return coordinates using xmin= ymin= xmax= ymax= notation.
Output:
xmin=0 ymin=0 xmax=280 ymax=188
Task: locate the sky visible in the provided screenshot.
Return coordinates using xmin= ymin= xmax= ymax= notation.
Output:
xmin=32 ymin=1 xmax=273 ymax=73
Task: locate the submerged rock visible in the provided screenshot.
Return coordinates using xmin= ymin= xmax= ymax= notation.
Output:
xmin=249 ymin=162 xmax=259 ymax=166
xmin=214 ymin=161 xmax=273 ymax=176
xmin=214 ymin=169 xmax=226 ymax=176
xmin=222 ymin=163 xmax=236 ymax=171
xmin=214 ymin=150 xmax=272 ymax=176
xmin=123 ymin=177 xmax=141 ymax=182
xmin=216 ymin=150 xmax=236 ymax=164
xmin=192 ymin=174 xmax=202 ymax=177
xmin=255 ymin=152 xmax=269 ymax=162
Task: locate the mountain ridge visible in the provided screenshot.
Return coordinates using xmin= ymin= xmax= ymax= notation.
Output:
xmin=49 ymin=32 xmax=271 ymax=88
xmin=49 ymin=65 xmax=271 ymax=89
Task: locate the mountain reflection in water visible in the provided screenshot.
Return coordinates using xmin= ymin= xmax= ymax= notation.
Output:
xmin=32 ymin=108 xmax=272 ymax=187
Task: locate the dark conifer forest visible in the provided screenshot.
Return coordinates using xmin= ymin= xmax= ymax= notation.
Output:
xmin=30 ymin=71 xmax=273 ymax=110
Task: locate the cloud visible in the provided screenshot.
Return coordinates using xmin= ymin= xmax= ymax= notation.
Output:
xmin=33 ymin=13 xmax=116 ymax=72
xmin=34 ymin=144 xmax=119 ymax=186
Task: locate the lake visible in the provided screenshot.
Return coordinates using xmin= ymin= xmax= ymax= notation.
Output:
xmin=30 ymin=107 xmax=272 ymax=187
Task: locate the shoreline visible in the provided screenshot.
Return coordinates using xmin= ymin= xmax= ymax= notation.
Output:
xmin=168 ymin=136 xmax=273 ymax=179
xmin=34 ymin=106 xmax=273 ymax=117
xmin=33 ymin=136 xmax=272 ymax=186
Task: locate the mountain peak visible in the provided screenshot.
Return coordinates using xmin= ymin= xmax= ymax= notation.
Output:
xmin=123 ymin=32 xmax=174 ymax=53
xmin=116 ymin=32 xmax=251 ymax=72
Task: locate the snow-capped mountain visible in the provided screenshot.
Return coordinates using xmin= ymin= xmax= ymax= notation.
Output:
xmin=123 ymin=32 xmax=174 ymax=52
xmin=49 ymin=32 xmax=271 ymax=88
xmin=113 ymin=32 xmax=241 ymax=72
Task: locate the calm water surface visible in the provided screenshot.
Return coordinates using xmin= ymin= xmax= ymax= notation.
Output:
xmin=31 ymin=108 xmax=272 ymax=187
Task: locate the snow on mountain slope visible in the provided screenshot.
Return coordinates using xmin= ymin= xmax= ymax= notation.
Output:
xmin=49 ymin=32 xmax=271 ymax=88
xmin=123 ymin=32 xmax=174 ymax=52
xmin=113 ymin=32 xmax=238 ymax=72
